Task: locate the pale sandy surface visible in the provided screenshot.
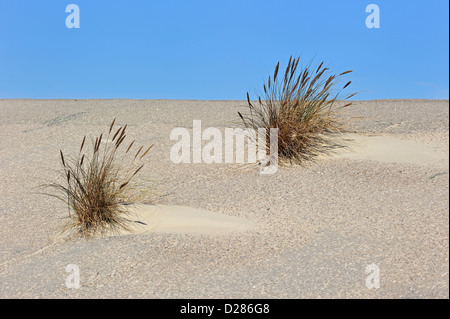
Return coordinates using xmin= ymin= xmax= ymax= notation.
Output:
xmin=116 ymin=204 xmax=255 ymax=236
xmin=0 ymin=99 xmax=448 ymax=298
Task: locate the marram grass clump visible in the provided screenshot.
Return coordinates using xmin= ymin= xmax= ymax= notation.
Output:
xmin=45 ymin=119 xmax=153 ymax=238
xmin=238 ymin=55 xmax=357 ymax=164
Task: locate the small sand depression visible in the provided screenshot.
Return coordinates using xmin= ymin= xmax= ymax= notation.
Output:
xmin=327 ymin=133 xmax=448 ymax=166
xmin=115 ymin=204 xmax=254 ymax=236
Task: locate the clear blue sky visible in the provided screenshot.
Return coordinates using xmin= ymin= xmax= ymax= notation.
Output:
xmin=0 ymin=0 xmax=448 ymax=100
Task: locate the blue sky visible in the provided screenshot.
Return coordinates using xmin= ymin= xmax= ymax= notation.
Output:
xmin=0 ymin=0 xmax=448 ymax=100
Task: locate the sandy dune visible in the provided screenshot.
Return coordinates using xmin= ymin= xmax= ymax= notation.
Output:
xmin=327 ymin=133 xmax=449 ymax=166
xmin=0 ymin=99 xmax=448 ymax=298
xmin=120 ymin=204 xmax=254 ymax=235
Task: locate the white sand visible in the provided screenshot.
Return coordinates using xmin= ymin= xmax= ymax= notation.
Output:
xmin=120 ymin=204 xmax=254 ymax=235
xmin=326 ymin=133 xmax=449 ymax=166
xmin=111 ymin=133 xmax=447 ymax=238
xmin=0 ymin=99 xmax=448 ymax=298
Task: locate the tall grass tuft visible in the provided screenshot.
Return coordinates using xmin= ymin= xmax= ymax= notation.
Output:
xmin=45 ymin=119 xmax=154 ymax=238
xmin=238 ymin=56 xmax=356 ymax=164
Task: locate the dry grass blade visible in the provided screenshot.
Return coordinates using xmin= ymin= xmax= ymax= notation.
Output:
xmin=94 ymin=137 xmax=99 ymax=153
xmin=274 ymin=62 xmax=280 ymax=81
xmin=346 ymin=92 xmax=358 ymax=99
xmin=316 ymin=61 xmax=324 ymax=73
xmin=60 ymin=150 xmax=66 ymax=167
xmin=343 ymin=81 xmax=352 ymax=89
xmin=132 ymin=165 xmax=144 ymax=178
xmin=109 ymin=118 xmax=116 ymax=134
xmin=139 ymin=144 xmax=154 ymax=160
xmin=134 ymin=145 xmax=143 ymax=160
xmin=116 ymin=134 xmax=126 ymax=148
xmin=126 ymin=140 xmax=135 ymax=153
xmin=80 ymin=136 xmax=86 ymax=153
xmin=112 ymin=127 xmax=122 ymax=141
xmin=119 ymin=182 xmax=129 ymax=189
xmin=246 ymin=92 xmax=253 ymax=107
